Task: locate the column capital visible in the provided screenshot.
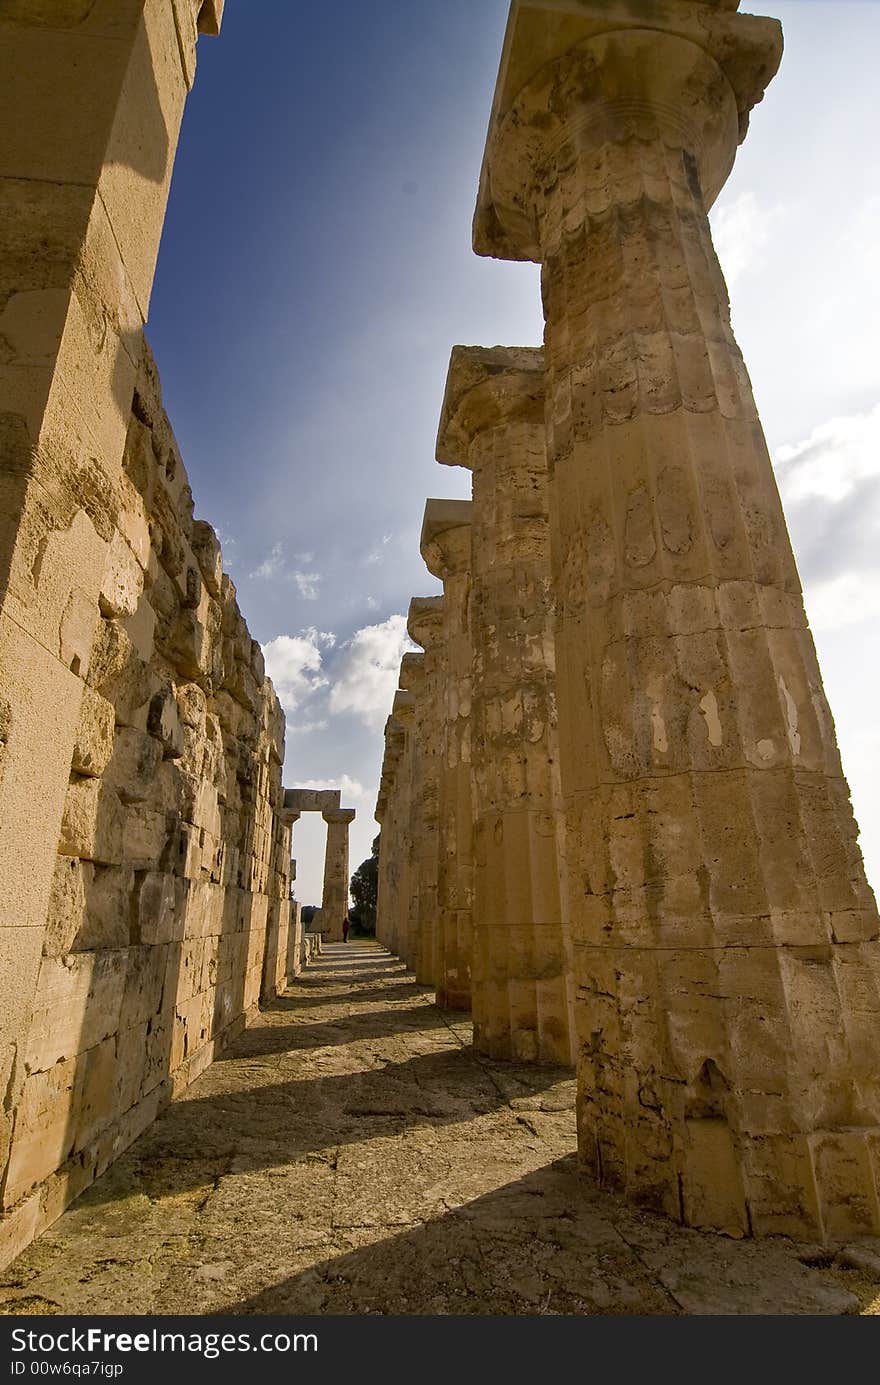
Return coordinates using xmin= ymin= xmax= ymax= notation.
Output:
xmin=436 ymin=345 xmax=545 ymax=469
xmin=420 ymin=498 xmax=473 ymax=581
xmin=473 ymin=0 xmax=782 ymax=262
xmin=322 ymin=807 xmax=356 ymax=826
xmin=392 ymin=690 xmax=416 ymax=725
xmin=407 ymin=596 xmax=445 ymax=651
xmin=398 ymin=651 xmax=426 ymax=697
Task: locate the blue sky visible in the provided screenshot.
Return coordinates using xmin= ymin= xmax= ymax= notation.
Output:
xmin=149 ymin=0 xmax=880 ymax=905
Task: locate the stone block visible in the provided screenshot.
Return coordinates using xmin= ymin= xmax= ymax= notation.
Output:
xmin=44 ymin=855 xmax=87 ymax=957
xmin=24 ymin=951 xmax=126 ymax=1075
xmin=121 ymin=802 xmax=172 ymax=869
xmin=87 ymin=618 xmax=156 ymax=728
xmin=119 ymin=945 xmax=169 ymax=1032
xmin=120 ymin=592 xmax=157 ymax=662
xmin=103 ymin=725 xmax=162 ymax=803
xmin=147 ymin=685 xmax=183 ymax=759
xmin=137 ymin=871 xmax=184 ymax=945
xmin=71 ymin=685 xmax=115 ymax=777
xmin=58 ymin=775 xmax=123 ymax=864
xmin=190 ymin=519 xmax=222 ymax=596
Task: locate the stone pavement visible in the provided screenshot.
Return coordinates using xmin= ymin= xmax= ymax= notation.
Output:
xmin=1 ymin=943 xmax=877 ymax=1316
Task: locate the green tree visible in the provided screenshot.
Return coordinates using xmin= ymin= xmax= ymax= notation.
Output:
xmin=349 ymin=834 xmax=379 ymax=936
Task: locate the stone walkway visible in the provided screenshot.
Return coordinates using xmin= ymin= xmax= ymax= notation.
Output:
xmin=1 ymin=942 xmax=877 ymax=1316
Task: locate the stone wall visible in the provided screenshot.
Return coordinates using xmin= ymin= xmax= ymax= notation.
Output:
xmin=0 ymin=339 xmax=291 ymax=1258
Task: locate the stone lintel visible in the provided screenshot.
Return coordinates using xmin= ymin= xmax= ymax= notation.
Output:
xmin=285 ymin=787 xmax=341 ymax=814
xmin=322 ymin=807 xmax=356 ymax=826
xmin=407 ymin=596 xmax=445 ymax=650
xmin=436 ymin=345 xmax=545 ymax=468
xmin=473 ymin=0 xmax=783 ymax=261
xmin=420 ymin=498 xmax=473 ymax=580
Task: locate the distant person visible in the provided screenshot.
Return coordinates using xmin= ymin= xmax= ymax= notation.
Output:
xmin=342 ymin=915 xmax=350 ymax=943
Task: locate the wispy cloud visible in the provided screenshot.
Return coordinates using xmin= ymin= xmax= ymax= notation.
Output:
xmin=774 ymin=403 xmax=880 ymax=630
xmin=363 ymin=533 xmax=394 ymax=566
xmin=249 ymin=542 xmax=285 ymax=580
xmin=262 ymin=627 xmax=335 ymax=712
xmin=328 ymin=613 xmax=416 ymax=729
xmin=292 ymin=570 xmax=322 ymax=600
xmin=285 ymin=717 xmax=329 ymax=735
xmin=711 ymin=191 xmax=781 ymax=287
xmin=248 ymin=542 xmax=323 ymax=600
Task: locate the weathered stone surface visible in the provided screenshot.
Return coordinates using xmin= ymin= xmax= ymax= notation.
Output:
xmin=420 ymin=499 xmax=474 ymax=1011
xmin=400 ymin=624 xmax=443 ymax=987
xmin=70 ymin=686 xmax=115 ymax=779
xmin=437 ymin=344 xmax=574 ymax=1065
xmin=472 ymin=0 xmax=880 ymax=1239
xmin=320 ymin=808 xmax=356 ymax=943
xmin=375 ymin=716 xmax=407 ymax=957
xmin=0 ymin=20 xmax=292 ymax=1262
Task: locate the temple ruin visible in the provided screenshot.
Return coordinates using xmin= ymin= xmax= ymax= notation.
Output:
xmin=283 ymin=788 xmax=357 ymax=943
xmin=0 ymin=0 xmax=878 ymax=1297
xmin=378 ymin=0 xmax=880 ymax=1243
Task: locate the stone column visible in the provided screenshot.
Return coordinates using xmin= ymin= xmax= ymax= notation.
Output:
xmin=437 ymin=346 xmax=574 ymax=1065
xmin=421 ymin=500 xmax=474 ymax=1011
xmin=398 ymin=655 xmax=431 ymax=979
xmin=407 ymin=597 xmax=446 ymax=986
xmin=375 ymin=716 xmax=405 ymax=952
xmin=391 ymin=690 xmax=417 ymax=967
xmin=321 ymin=808 xmax=356 ymax=943
xmin=0 ymin=0 xmax=223 ymax=1204
xmin=474 ymin=0 xmax=880 ymax=1239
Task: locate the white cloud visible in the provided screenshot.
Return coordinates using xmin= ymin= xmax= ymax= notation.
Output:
xmin=328 ymin=613 xmax=416 ymax=729
xmin=775 ymin=405 xmax=880 ymax=505
xmin=286 ymin=718 xmax=329 ymax=735
xmin=247 ymin=543 xmax=322 ymax=599
xmin=363 ymin=533 xmax=394 ymax=566
xmin=249 ymin=542 xmax=285 ymax=580
xmin=262 ymin=627 xmax=335 ymax=712
xmin=365 ymin=595 xmax=379 ymax=610
xmin=773 ymin=404 xmax=880 ymax=631
xmin=802 ymin=573 xmax=880 ymax=633
xmin=292 ymin=570 xmax=322 ymax=600
xmin=710 ymin=191 xmax=780 ymax=287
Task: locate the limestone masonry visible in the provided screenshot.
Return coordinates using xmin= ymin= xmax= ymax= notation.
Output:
xmin=0 ymin=0 xmax=344 ymax=1268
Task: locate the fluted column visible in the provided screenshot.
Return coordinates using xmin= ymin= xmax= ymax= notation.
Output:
xmin=474 ymin=0 xmax=880 ymax=1239
xmin=375 ymin=717 xmax=405 ymax=950
xmin=421 ymin=500 xmax=474 ymax=1011
xmin=407 ymin=597 xmax=446 ymax=986
xmin=321 ymin=808 xmax=355 ymax=942
xmin=390 ymin=690 xmax=416 ymax=967
xmin=399 ymin=650 xmax=442 ymax=985
xmin=437 ymin=345 xmax=574 ymax=1064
